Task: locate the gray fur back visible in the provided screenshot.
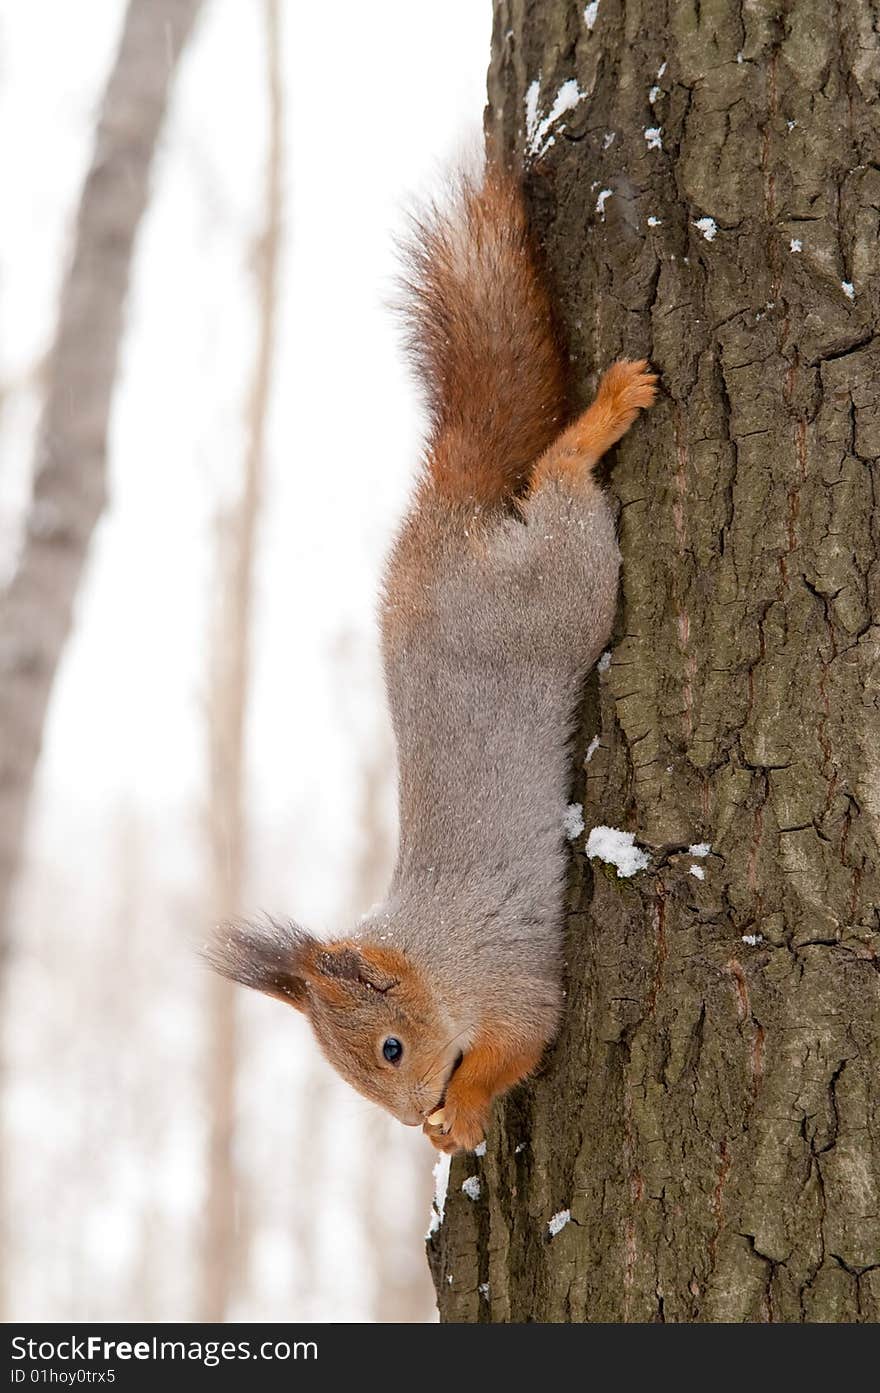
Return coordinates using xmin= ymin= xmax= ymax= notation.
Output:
xmin=367 ymin=481 xmax=620 ymax=1045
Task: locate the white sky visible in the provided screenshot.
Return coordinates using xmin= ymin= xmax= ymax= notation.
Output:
xmin=0 ymin=0 xmax=492 ymax=1321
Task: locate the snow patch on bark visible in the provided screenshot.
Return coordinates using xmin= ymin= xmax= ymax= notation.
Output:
xmin=586 ymin=825 xmax=650 ymax=876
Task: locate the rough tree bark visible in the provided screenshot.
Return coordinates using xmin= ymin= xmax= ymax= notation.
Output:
xmin=429 ymin=0 xmax=880 ymax=1322
xmin=200 ymin=0 xmax=283 ymax=1322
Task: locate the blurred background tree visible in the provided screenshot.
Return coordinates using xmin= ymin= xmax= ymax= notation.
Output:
xmin=0 ymin=0 xmax=203 ymax=968
xmin=0 ymin=0 xmax=489 ymax=1323
xmin=201 ymin=0 xmax=279 ymax=1326
xmin=0 ymin=0 xmax=204 ymax=1315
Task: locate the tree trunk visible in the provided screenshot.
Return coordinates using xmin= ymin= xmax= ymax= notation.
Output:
xmin=430 ymin=0 xmax=880 ymax=1323
xmin=200 ymin=0 xmax=283 ymax=1322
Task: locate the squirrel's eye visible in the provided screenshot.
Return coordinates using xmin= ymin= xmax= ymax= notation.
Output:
xmin=382 ymin=1036 xmax=403 ymax=1064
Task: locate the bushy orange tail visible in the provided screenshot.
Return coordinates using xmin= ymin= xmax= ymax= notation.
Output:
xmin=399 ymin=168 xmax=567 ymax=505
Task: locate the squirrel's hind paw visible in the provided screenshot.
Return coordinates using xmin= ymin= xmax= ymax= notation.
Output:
xmin=528 ymin=356 xmax=658 ymax=492
xmin=596 ymin=357 xmax=659 ymax=417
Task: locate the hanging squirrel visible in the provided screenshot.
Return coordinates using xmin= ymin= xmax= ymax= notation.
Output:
xmin=205 ymin=165 xmax=656 ymax=1154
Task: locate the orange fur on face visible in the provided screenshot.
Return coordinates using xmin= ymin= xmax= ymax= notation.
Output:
xmin=355 ymin=941 xmax=410 ymax=979
xmin=310 ymin=940 xmax=435 ymax=1014
xmin=359 ymin=943 xmax=439 ymax=1020
xmin=301 ymin=939 xmax=406 ymax=1006
xmin=298 ymin=938 xmax=463 ymax=1127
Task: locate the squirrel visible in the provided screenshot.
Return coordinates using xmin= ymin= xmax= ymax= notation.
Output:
xmin=206 ymin=165 xmax=656 ymax=1154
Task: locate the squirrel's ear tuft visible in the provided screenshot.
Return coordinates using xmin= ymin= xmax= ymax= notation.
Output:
xmin=202 ymin=916 xmax=318 ymax=1013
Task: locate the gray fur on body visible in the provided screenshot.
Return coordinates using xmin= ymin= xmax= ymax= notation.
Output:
xmin=366 ymin=479 xmax=620 ymax=1056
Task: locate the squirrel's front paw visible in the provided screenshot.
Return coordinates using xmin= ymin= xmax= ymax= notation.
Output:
xmin=423 ymin=1101 xmax=488 ymax=1154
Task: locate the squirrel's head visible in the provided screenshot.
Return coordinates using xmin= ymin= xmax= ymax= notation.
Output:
xmin=204 ymin=917 xmax=463 ymax=1127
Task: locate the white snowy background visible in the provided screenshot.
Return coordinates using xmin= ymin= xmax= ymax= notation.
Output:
xmin=0 ymin=0 xmax=490 ymax=1321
